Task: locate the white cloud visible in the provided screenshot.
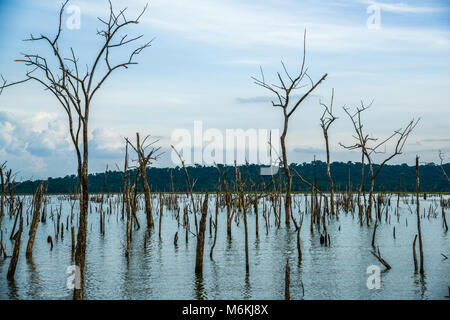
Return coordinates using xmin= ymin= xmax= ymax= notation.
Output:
xmin=143 ymin=0 xmax=450 ymax=53
xmin=0 ymin=110 xmax=134 ymax=178
xmin=38 ymin=0 xmax=450 ymax=53
xmin=363 ymin=1 xmax=445 ymax=14
xmin=90 ymin=127 xmax=124 ymax=157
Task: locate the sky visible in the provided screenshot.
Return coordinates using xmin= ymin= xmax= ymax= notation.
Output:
xmin=0 ymin=0 xmax=449 ymax=180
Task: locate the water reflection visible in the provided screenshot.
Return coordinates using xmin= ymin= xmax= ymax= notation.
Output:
xmin=243 ymin=272 xmax=251 ymax=300
xmin=194 ymin=273 xmax=206 ymax=300
xmin=7 ymin=279 xmax=18 ymax=299
xmin=26 ymin=257 xmax=42 ymax=298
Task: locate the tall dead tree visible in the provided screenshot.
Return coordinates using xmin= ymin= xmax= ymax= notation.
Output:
xmin=252 ymin=30 xmax=327 ymax=227
xmin=341 ymin=103 xmax=419 ymax=224
xmin=126 ymin=133 xmax=161 ymax=228
xmin=319 ymin=89 xmax=338 ymax=215
xmin=1 ymin=1 xmax=151 ymax=300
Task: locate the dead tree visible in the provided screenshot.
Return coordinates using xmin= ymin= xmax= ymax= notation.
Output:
xmin=171 ymin=145 xmax=198 ymax=234
xmin=252 ymin=30 xmax=327 ymax=227
xmin=126 ymin=133 xmax=161 ymax=228
xmin=319 ymin=89 xmax=338 ymax=215
xmin=341 ymin=103 xmax=419 ymax=224
xmin=1 ymin=1 xmax=151 ymax=299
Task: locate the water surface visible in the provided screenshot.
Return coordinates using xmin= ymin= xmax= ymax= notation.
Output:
xmin=0 ymin=194 xmax=449 ymax=299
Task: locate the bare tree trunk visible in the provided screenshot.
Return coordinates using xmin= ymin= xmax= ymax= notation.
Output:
xmin=324 ymin=132 xmax=335 ymax=215
xmin=26 ymin=181 xmax=44 ymax=258
xmin=320 ymin=89 xmax=337 ymax=215
xmin=284 ymin=260 xmax=290 ymax=300
xmin=159 ymin=193 xmax=162 ymax=238
xmin=371 ymin=215 xmax=378 ymax=248
xmin=7 ymin=209 xmax=23 ymax=280
xmin=416 ymin=156 xmax=424 ymax=275
xmin=281 ymin=114 xmax=292 ymax=228
xmin=358 ymin=154 xmax=365 ymax=224
xmin=74 ymin=125 xmax=89 ymax=300
xmin=254 ymin=197 xmax=259 ymax=238
xmin=366 ymin=161 xmax=375 ymax=226
xmin=297 ymin=215 xmax=303 ymax=263
xmin=243 ymin=202 xmax=249 ymax=274
xmin=371 ymin=247 xmax=391 ymax=270
xmin=195 ymin=193 xmax=208 ymax=274
xmin=1 ymin=230 xmax=7 ymax=259
xmin=0 ymin=165 xmax=11 ymax=229
xmin=137 ymin=133 xmax=154 ymax=229
xmin=412 ymin=234 xmax=418 ymax=273
xmin=442 ymin=206 xmax=448 ymax=232
xmin=71 ymin=226 xmax=75 ymax=257
xmin=210 ymin=190 xmax=219 ymax=259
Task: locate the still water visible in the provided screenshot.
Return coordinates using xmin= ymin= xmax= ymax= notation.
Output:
xmin=0 ymin=194 xmax=449 ymax=299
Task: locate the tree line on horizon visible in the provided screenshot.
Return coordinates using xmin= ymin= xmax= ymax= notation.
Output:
xmin=12 ymin=160 xmax=450 ymax=194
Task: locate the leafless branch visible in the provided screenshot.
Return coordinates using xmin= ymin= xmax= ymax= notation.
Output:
xmin=439 ymin=151 xmax=450 ymax=183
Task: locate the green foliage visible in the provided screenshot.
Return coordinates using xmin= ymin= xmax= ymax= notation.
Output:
xmin=12 ymin=161 xmax=450 ymax=194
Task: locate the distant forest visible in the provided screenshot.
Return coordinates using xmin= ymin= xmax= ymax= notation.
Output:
xmin=11 ymin=161 xmax=450 ymax=194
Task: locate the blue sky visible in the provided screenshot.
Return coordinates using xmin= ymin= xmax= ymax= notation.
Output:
xmin=0 ymin=0 xmax=449 ymax=179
